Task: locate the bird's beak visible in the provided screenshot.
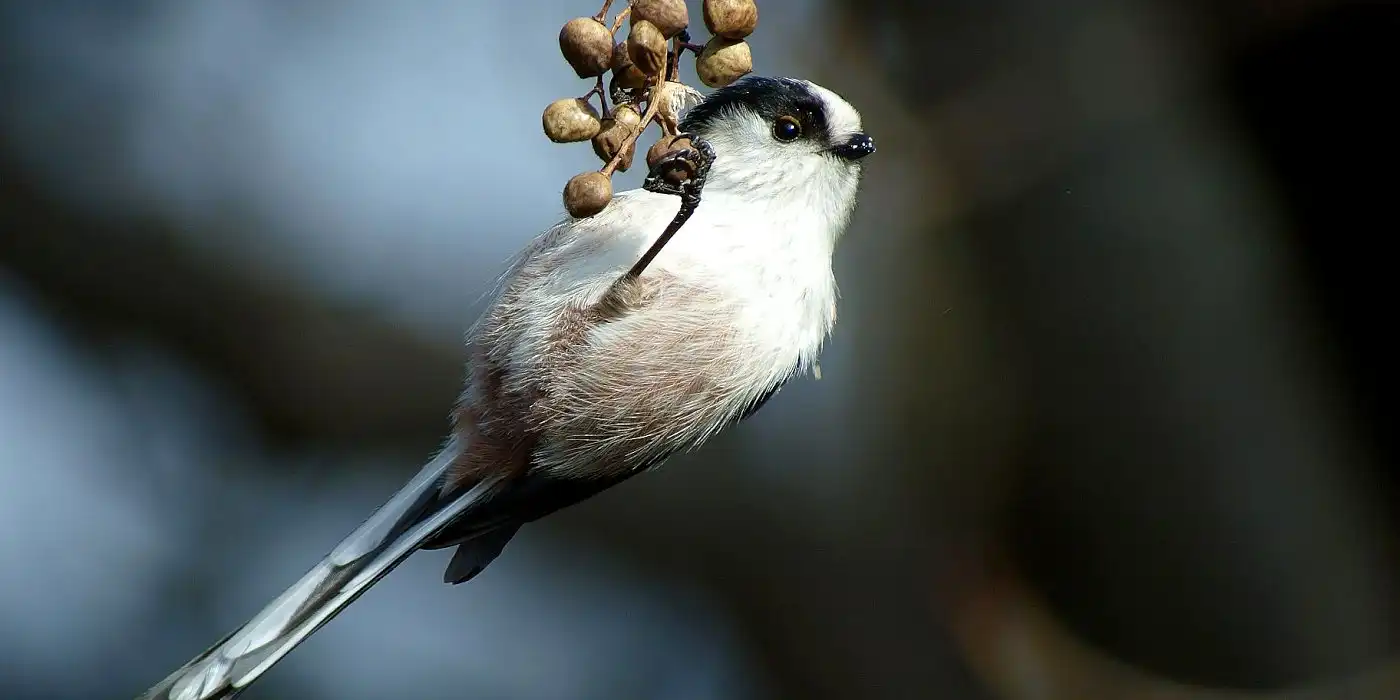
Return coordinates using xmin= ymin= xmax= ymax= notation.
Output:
xmin=831 ymin=133 xmax=876 ymax=161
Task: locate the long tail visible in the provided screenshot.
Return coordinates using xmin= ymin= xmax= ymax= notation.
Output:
xmin=137 ymin=439 xmax=503 ymax=700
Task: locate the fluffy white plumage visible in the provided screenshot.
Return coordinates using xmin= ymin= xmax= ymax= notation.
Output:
xmin=456 ymin=77 xmax=867 ymax=479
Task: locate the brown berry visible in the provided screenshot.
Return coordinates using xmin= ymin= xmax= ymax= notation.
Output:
xmin=646 ymin=134 xmax=694 ymax=171
xmin=630 ymin=0 xmax=689 ymax=39
xmin=703 ymin=0 xmax=758 ymax=40
xmin=610 ymin=42 xmax=648 ymax=90
xmin=658 ymin=157 xmax=695 ymax=187
xmin=612 ymin=103 xmax=643 ymax=130
xmin=542 ymin=98 xmax=602 ymax=143
xmin=627 ymin=20 xmax=668 ymax=77
xmin=559 ymin=17 xmax=614 ymax=78
xmin=591 ymin=117 xmax=637 ymax=172
xmin=564 ymin=172 xmax=613 ymax=218
xmin=695 ymin=36 xmax=752 ymax=88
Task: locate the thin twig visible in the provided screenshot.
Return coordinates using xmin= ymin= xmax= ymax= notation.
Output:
xmin=593 ymin=0 xmax=614 ymax=23
xmin=668 ymin=30 xmax=705 ymax=82
xmin=668 ymin=34 xmax=682 ymax=82
xmin=579 ymin=77 xmax=609 ymax=118
xmin=610 ymin=6 xmax=631 ymax=34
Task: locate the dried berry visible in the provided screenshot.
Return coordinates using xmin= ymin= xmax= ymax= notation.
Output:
xmin=612 ymin=103 xmax=643 ymax=131
xmin=591 ymin=116 xmax=637 ymax=172
xmin=627 ymin=20 xmax=668 ymax=77
xmin=564 ymin=172 xmax=613 ymax=218
xmin=646 ymin=134 xmax=694 ymax=171
xmin=542 ymin=98 xmax=602 ymax=143
xmin=558 ymin=17 xmax=614 ymax=78
xmin=658 ymin=157 xmax=696 ymax=187
xmin=630 ymin=0 xmax=689 ymax=39
xmin=610 ymin=42 xmax=648 ymax=90
xmin=695 ymin=36 xmax=752 ymax=88
xmin=703 ymin=0 xmax=759 ymax=40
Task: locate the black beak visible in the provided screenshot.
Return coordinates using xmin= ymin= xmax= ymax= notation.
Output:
xmin=831 ymin=133 xmax=876 ymax=161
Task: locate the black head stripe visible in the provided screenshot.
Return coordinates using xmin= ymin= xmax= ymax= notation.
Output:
xmin=679 ymin=76 xmax=832 ymax=144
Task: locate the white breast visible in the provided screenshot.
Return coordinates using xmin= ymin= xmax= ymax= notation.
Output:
xmin=606 ymin=188 xmax=838 ymax=375
xmin=463 ymin=184 xmax=842 ymax=478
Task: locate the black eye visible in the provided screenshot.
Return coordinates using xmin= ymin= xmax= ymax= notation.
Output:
xmin=773 ymin=115 xmax=802 ymax=142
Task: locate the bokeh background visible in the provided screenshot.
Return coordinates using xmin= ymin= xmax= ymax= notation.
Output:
xmin=2 ymin=1 xmax=1395 ymax=698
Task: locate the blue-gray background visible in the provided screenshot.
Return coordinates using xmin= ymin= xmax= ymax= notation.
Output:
xmin=2 ymin=1 xmax=1396 ymax=699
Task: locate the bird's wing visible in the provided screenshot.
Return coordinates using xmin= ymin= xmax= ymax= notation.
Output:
xmin=136 ymin=438 xmax=507 ymax=700
xmin=428 ymin=467 xmax=641 ymax=583
xmin=428 ymin=368 xmax=794 ymax=584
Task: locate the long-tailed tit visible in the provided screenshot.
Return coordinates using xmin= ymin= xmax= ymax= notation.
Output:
xmin=138 ymin=75 xmax=875 ymax=700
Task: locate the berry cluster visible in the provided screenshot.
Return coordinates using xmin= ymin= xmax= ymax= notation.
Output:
xmin=543 ymin=0 xmax=760 ymax=218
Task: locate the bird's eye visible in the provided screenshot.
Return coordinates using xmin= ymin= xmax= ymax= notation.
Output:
xmin=773 ymin=115 xmax=802 ymax=142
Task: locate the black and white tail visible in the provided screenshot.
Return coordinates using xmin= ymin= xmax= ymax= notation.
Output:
xmin=137 ymin=439 xmax=503 ymax=700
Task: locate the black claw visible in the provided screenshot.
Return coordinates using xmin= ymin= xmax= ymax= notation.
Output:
xmin=643 ymin=133 xmax=715 ymax=204
xmin=628 ymin=134 xmax=716 ymax=279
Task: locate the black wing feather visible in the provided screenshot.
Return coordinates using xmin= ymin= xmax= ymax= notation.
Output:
xmin=428 ymin=369 xmax=796 ymax=584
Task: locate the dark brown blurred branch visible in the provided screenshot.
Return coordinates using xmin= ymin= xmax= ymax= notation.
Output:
xmin=832 ymin=0 xmax=1400 ymax=694
xmin=0 ymin=157 xmax=460 ymax=448
xmin=947 ymin=558 xmax=1400 ymax=700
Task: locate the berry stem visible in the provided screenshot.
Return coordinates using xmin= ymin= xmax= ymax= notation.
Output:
xmin=580 ymin=78 xmax=608 ymax=119
xmin=609 ymin=6 xmax=631 ymax=34
xmin=594 ymin=0 xmax=613 ymax=23
xmin=667 ymin=36 xmax=681 ymax=81
xmin=674 ymin=29 xmax=705 ymax=57
xmin=600 ymin=73 xmax=665 ymax=177
xmin=666 ymin=38 xmax=703 ymax=82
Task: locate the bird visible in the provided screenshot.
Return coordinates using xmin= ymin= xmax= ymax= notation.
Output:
xmin=137 ymin=75 xmax=876 ymax=700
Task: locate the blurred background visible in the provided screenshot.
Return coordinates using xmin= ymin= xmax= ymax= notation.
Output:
xmin=1 ymin=0 xmax=1395 ymax=698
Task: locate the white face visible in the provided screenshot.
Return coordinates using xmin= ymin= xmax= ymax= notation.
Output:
xmin=678 ymin=77 xmax=874 ymax=225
